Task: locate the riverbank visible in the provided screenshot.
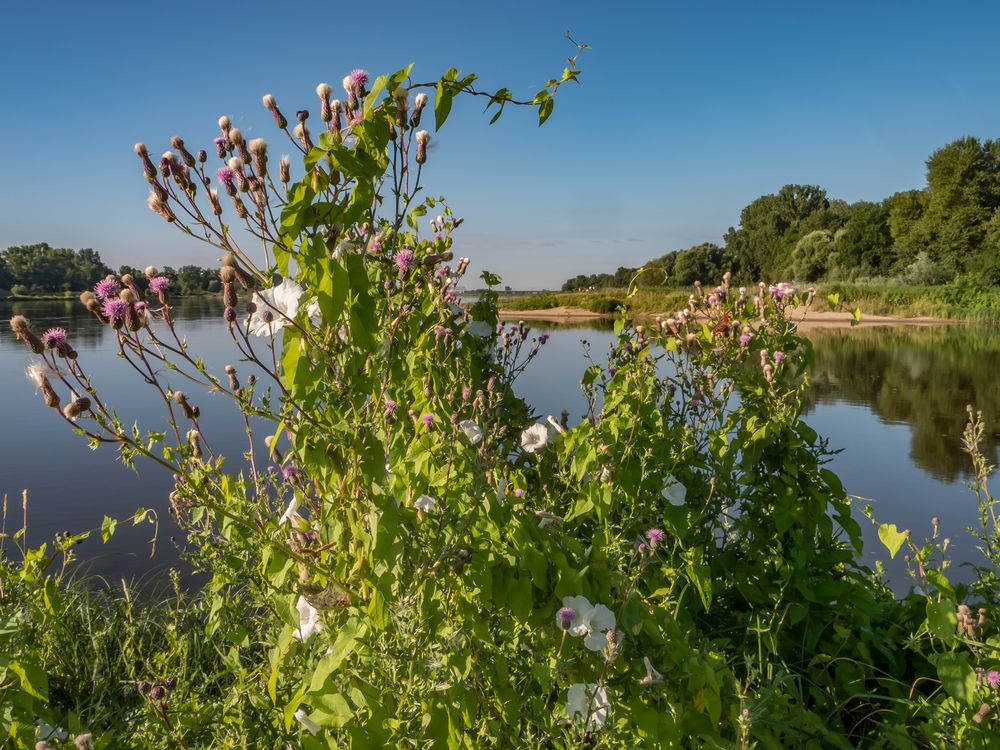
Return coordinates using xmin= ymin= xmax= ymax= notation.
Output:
xmin=500 ymin=305 xmax=949 ymax=329
xmin=499 ymin=282 xmax=1000 ymax=323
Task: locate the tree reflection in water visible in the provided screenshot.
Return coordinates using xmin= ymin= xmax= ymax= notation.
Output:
xmin=804 ymin=325 xmax=1000 ymax=483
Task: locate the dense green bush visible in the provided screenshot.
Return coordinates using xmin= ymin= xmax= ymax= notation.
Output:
xmin=5 ymin=58 xmax=1000 ymax=749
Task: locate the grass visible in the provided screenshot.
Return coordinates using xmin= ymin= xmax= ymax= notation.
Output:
xmin=500 ymin=281 xmax=1000 ymax=321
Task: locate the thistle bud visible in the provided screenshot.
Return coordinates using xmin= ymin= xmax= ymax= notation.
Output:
xmin=223 ymin=305 xmax=236 ymax=323
xmin=73 ymin=734 xmax=93 ymax=750
xmin=232 ymin=194 xmax=249 ymax=219
xmin=134 ymin=142 xmax=157 ymax=180
xmin=170 ymin=136 xmax=195 ymax=166
xmin=219 ymin=264 xmax=237 ymax=283
xmin=279 ymin=155 xmax=291 ymax=185
xmin=293 ymin=122 xmax=313 ymax=152
xmin=330 ymin=100 xmax=342 ymax=137
xmin=411 ymin=92 xmax=428 ymax=128
xmin=208 ymin=188 xmax=222 ymax=216
xmin=218 ymin=115 xmax=231 ymax=133
xmin=248 ymin=138 xmax=268 ymax=177
xmin=262 ymin=93 xmax=288 ymax=129
xmin=197 ymin=149 xmax=207 ymax=163
xmin=147 ymin=191 xmax=176 ymax=222
xmin=225 ymin=364 xmax=239 ymax=391
xmin=63 ymin=397 xmax=91 ymax=421
xmin=187 ymin=429 xmax=203 ymax=460
xmin=10 ymin=315 xmax=45 ymax=353
xmin=223 ymin=281 xmax=237 ymax=307
xmin=415 ymin=130 xmax=430 ymax=164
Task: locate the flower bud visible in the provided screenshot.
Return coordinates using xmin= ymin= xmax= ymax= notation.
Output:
xmin=63 ymin=396 xmax=91 ymax=421
xmin=415 ymin=130 xmax=430 ymax=164
xmin=279 ymin=156 xmax=291 ymax=185
xmin=147 ymin=191 xmax=176 ymax=222
xmin=262 ymin=93 xmax=288 ymax=129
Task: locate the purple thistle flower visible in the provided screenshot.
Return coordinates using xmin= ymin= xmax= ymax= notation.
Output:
xmin=539 ymin=333 xmax=550 ymax=344
xmin=739 ymin=334 xmax=752 ymax=346
xmin=557 ymin=606 xmax=576 ymax=631
xmin=395 ymin=249 xmax=415 ymax=275
xmin=514 ymin=488 xmax=525 ymax=498
xmin=349 ymin=69 xmax=369 ymax=88
xmin=461 ymin=387 xmax=472 ymax=400
xmin=434 ymin=267 xmax=449 ymax=280
xmin=282 ymin=464 xmax=301 ymax=484
xmin=148 ymin=276 xmax=170 ymax=295
xmin=41 ymin=327 xmax=68 ymax=349
xmin=420 ymin=412 xmax=434 ymax=428
xmin=690 ymin=398 xmax=701 ymax=409
xmin=216 ymin=167 xmax=236 ymax=191
xmin=645 ymin=528 xmax=666 ymax=548
xmin=102 ymin=298 xmax=128 ymax=323
xmin=774 ymin=351 xmax=786 ymax=363
xmin=369 ymin=239 xmax=382 ymax=253
xmin=213 ymin=137 xmax=225 ymax=146
xmin=988 ymin=670 xmax=1000 ymax=689
xmin=94 ymin=278 xmax=120 ymax=299
xmin=384 ymin=398 xmax=398 ymax=415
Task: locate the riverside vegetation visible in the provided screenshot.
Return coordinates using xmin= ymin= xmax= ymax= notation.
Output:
xmin=4 ymin=56 xmax=1000 ymax=749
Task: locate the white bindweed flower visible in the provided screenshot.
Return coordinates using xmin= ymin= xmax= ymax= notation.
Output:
xmin=248 ymin=278 xmax=304 ymax=336
xmin=639 ymin=655 xmax=664 ymax=685
xmin=520 ymin=423 xmax=548 ymax=453
xmin=565 ymin=683 xmax=610 ymax=731
xmin=293 ymin=595 xmax=323 ymax=640
xmin=562 ymin=595 xmax=616 ymax=651
xmin=294 ymin=708 xmax=321 ymax=735
xmin=306 ymin=299 xmax=322 ymax=325
xmin=465 ymin=319 xmax=492 ymax=337
xmin=414 ymin=495 xmax=437 ymax=513
xmin=278 ymin=496 xmax=305 ymax=528
xmin=459 ymin=420 xmax=483 ymax=445
xmin=546 ymin=415 xmax=567 ymax=435
xmin=661 ymin=475 xmax=687 ymax=506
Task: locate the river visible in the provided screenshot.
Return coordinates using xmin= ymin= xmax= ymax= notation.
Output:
xmin=2 ymin=299 xmax=997 ymax=588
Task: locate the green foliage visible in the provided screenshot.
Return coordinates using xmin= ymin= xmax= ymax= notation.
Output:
xmin=9 ymin=58 xmax=1000 ymax=749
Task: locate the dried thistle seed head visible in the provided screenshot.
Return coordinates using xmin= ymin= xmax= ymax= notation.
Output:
xmin=228 ymin=156 xmax=243 ymax=172
xmin=147 ymin=191 xmax=175 ymax=222
xmin=134 ymin=142 xmax=148 ymax=157
xmin=9 ymin=315 xmax=29 ymax=335
xmin=119 ymin=288 xmax=137 ymax=304
xmin=79 ymin=290 xmax=95 ymax=305
xmin=262 ymin=94 xmax=276 ymax=110
xmin=121 ymin=273 xmax=134 ymax=286
xmin=229 ymin=127 xmax=243 ymax=145
xmin=248 ymin=138 xmax=267 ymax=156
xmin=218 ymin=115 xmax=231 ymax=131
xmin=414 ymin=92 xmax=428 ymax=109
xmin=279 ymin=156 xmax=290 ymax=183
xmin=219 ymin=265 xmax=236 ymax=283
xmin=221 ymin=253 xmax=237 ymax=267
xmin=63 ymin=397 xmax=91 ymax=421
xmin=144 ymin=265 xmax=158 ymax=279
xmin=170 ymin=135 xmax=185 ymax=149
xmin=317 ymin=82 xmax=332 ymax=99
xmin=416 ymin=130 xmax=430 ymax=145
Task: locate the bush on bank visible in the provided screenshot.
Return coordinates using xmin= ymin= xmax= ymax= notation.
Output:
xmin=4 ymin=60 xmax=1000 ymax=749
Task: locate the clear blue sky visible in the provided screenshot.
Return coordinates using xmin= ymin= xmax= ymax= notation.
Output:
xmin=2 ymin=0 xmax=999 ymax=289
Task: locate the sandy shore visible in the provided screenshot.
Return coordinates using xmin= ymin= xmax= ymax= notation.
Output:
xmin=499 ymin=306 xmax=954 ymax=330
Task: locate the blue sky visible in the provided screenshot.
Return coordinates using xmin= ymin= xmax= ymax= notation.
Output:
xmin=2 ymin=1 xmax=999 ymax=288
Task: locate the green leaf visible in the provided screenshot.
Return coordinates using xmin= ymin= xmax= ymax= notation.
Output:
xmin=101 ymin=515 xmax=117 ymax=543
xmin=926 ymin=600 xmax=957 ymax=638
xmin=877 ymin=523 xmax=907 ymax=559
xmin=10 ymin=660 xmax=47 ymax=700
xmin=826 ymin=292 xmax=840 ymax=309
xmin=308 ymin=618 xmax=362 ymax=693
xmin=435 ymin=68 xmax=458 ymax=130
xmin=933 ymin=652 xmax=977 ymax=706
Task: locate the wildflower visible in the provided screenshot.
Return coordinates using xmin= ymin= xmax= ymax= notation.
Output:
xmin=216 ymin=167 xmax=237 ymax=196
xmin=774 ymin=351 xmax=786 ymax=363
xmin=294 ymin=708 xmax=321 ymax=735
xmin=63 ymin=397 xmax=91 ymax=421
xmin=41 ymin=328 xmax=67 ymax=350
xmin=94 ymin=278 xmax=120 ymax=299
xmin=556 ymin=606 xmax=576 ymax=630
xmin=306 ymin=299 xmax=322 ymax=325
xmin=395 ymin=249 xmax=415 ymax=275
xmin=414 ymin=495 xmax=437 ymax=513
xmin=661 ymin=475 xmax=687 ymax=506
xmin=465 ymin=320 xmax=493 ymax=337
xmin=148 ymin=276 xmax=170 ymax=296
xmin=247 ymin=278 xmax=304 ymax=336
xmin=565 ymin=683 xmax=610 ymax=731
xmin=73 ymin=733 xmax=93 ymax=750
xmin=384 ymin=399 xmax=398 ymax=419
xmin=415 ymin=130 xmax=430 ymax=164
xmin=514 ymin=488 xmax=525 ymax=498
xmin=539 ymin=332 xmax=549 ymax=344
xmin=561 ymin=595 xmax=616 ymax=651
xmin=278 ymin=496 xmax=304 ymax=527
xmin=639 ymin=656 xmax=664 ymax=685
xmin=988 ymin=670 xmax=1000 ymax=689
xmin=520 ymin=423 xmax=548 ymax=453
xmin=459 ymin=420 xmax=483 ymax=445
xmin=645 ymin=528 xmax=666 ymax=548
xmin=102 ymin=298 xmax=129 ymax=328
xmin=420 ymin=412 xmax=434 ymax=429
xmin=293 ymin=595 xmax=323 ymax=640
xmin=347 ymin=68 xmax=368 ymax=94
xmin=546 ymin=414 xmax=568 ymax=436
xmin=282 ymin=464 xmax=302 ymax=484
xmin=739 ymin=334 xmax=752 ymax=346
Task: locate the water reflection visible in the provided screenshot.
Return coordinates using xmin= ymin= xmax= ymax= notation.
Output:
xmin=804 ymin=326 xmax=1000 ymax=482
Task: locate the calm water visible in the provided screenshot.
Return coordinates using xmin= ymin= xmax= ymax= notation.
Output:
xmin=2 ymin=300 xmax=998 ymax=586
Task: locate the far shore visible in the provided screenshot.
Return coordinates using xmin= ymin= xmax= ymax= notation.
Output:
xmin=499 ymin=305 xmax=956 ymax=330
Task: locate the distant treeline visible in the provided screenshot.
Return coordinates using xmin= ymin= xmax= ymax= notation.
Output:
xmin=564 ymin=135 xmax=1000 ymax=290
xmin=0 ymin=242 xmax=220 ymax=296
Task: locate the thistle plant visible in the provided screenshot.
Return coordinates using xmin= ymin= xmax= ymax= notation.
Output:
xmin=9 ymin=49 xmax=1000 ymax=749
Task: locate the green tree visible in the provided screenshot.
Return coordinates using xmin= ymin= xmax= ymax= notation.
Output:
xmin=833 ymin=201 xmax=894 ymax=276
xmin=672 ymin=242 xmax=727 ymax=285
xmin=791 ymin=230 xmax=835 ymax=282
